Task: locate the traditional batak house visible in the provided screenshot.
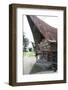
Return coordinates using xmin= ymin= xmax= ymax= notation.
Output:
xmin=26 ymin=15 xmax=57 ymax=70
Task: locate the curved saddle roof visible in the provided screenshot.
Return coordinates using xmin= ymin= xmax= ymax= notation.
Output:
xmin=26 ymin=15 xmax=57 ymax=43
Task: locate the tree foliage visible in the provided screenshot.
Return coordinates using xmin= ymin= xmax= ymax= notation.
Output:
xmin=23 ymin=33 xmax=29 ymax=52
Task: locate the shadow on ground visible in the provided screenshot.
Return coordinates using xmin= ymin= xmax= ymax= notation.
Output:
xmin=30 ymin=56 xmax=57 ymax=74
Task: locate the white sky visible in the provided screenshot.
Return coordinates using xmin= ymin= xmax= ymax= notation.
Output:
xmin=23 ymin=15 xmax=34 ymax=43
xmin=23 ymin=15 xmax=57 ymax=48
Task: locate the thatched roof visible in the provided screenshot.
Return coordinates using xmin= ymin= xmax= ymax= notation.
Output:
xmin=26 ymin=15 xmax=57 ymax=43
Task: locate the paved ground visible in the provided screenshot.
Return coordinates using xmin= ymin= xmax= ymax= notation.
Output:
xmin=23 ymin=56 xmax=36 ymax=74
xmin=23 ymin=55 xmax=57 ymax=75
